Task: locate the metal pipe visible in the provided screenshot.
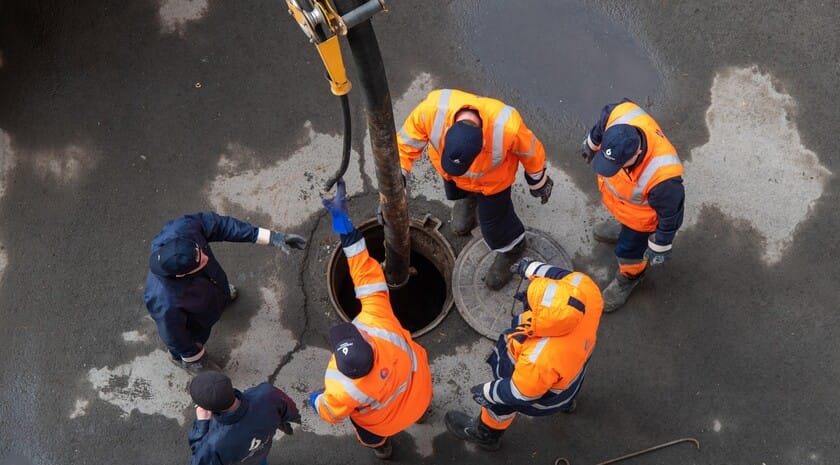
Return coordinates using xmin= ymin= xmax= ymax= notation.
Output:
xmin=340 ymin=0 xmax=384 ymax=31
xmin=332 ymin=0 xmax=410 ymax=288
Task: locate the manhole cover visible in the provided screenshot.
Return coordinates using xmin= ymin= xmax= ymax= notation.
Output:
xmin=452 ymin=228 xmax=573 ymax=340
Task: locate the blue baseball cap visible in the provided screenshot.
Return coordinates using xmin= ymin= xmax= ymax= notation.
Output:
xmin=592 ymin=124 xmax=641 ymax=177
xmin=440 ymin=121 xmax=483 ymax=176
xmin=149 ymin=237 xmax=199 ymax=277
xmin=329 ymin=323 xmax=374 ymax=379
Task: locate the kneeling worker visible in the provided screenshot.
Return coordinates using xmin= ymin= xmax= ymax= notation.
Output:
xmin=446 ymin=258 xmax=603 ymax=450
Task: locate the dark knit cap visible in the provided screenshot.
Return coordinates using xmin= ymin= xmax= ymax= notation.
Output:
xmin=328 ymin=323 xmax=374 ymax=379
xmin=189 ymin=371 xmax=236 ymax=412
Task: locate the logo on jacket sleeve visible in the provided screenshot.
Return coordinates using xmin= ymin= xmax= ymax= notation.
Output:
xmin=379 ymin=367 xmax=390 ymax=379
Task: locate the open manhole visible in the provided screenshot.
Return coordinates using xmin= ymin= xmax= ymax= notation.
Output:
xmin=327 ymin=214 xmax=456 ymax=337
xmin=452 ymin=228 xmax=573 ymax=340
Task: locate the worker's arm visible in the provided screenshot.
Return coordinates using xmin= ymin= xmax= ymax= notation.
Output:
xmin=322 ymin=179 xmax=393 ymax=320
xmin=186 ymin=211 xmax=306 ymax=252
xmin=585 ymin=98 xmax=631 ymax=149
xmin=311 ymin=364 xmax=369 ymax=424
xmin=397 ymin=93 xmax=436 ymax=174
xmin=647 ymin=177 xmax=685 ymax=246
xmin=471 ymin=357 xmax=555 ymax=407
xmin=144 ymin=290 xmax=202 ymax=360
xmin=188 ymin=414 xmax=222 ymax=465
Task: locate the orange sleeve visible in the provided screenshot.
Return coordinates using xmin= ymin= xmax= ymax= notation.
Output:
xmin=397 ymin=93 xmax=436 ymax=173
xmin=510 ymin=113 xmax=546 ymax=175
xmin=344 ymin=238 xmax=394 ymax=321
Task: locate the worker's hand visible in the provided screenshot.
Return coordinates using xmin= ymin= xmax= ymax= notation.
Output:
xmin=308 ymin=389 xmax=325 ymax=410
xmin=195 ymin=406 xmax=212 ymax=421
xmin=529 ymin=175 xmax=554 ymax=204
xmin=269 ymin=232 xmax=307 ymax=254
xmin=644 ymin=236 xmax=672 ymax=267
xmin=279 ymin=422 xmax=295 ymax=435
xmin=581 ymin=137 xmax=596 ymax=164
xmin=510 ymin=257 xmax=538 ymax=277
xmin=321 ymin=178 xmax=355 ymax=234
xmin=470 ymin=383 xmax=492 ymax=407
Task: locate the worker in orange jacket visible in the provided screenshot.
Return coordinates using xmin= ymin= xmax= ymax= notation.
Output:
xmin=398 ymin=89 xmax=554 ymax=290
xmin=310 ymin=179 xmax=432 ymax=460
xmin=581 ymin=99 xmax=685 ymax=312
xmin=446 ymin=257 xmax=603 ymax=450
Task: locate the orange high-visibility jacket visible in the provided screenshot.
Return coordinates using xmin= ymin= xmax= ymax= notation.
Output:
xmin=503 ymin=271 xmax=603 ymax=400
xmin=312 ymin=237 xmax=432 ymax=437
xmin=397 ymin=89 xmax=546 ymax=196
xmin=595 ymin=101 xmax=683 ymax=232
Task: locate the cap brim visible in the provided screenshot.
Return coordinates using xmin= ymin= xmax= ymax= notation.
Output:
xmin=592 ymin=151 xmax=623 ymax=177
xmin=441 ymin=157 xmax=471 ymax=177
xmin=149 ymin=250 xmax=170 ymax=277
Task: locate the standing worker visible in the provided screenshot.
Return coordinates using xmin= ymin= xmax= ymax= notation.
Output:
xmin=144 ymin=211 xmax=306 ymax=372
xmin=580 ymin=98 xmax=685 ymax=312
xmin=397 ymin=89 xmax=554 ymax=290
xmin=310 ymin=179 xmax=432 ymax=460
xmin=445 ymin=258 xmax=603 ymax=450
xmin=187 ymin=370 xmax=301 ymax=465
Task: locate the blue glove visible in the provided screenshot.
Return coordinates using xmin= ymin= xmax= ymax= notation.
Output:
xmin=644 ymin=236 xmax=672 ymax=267
xmin=321 ymin=178 xmax=354 ymax=235
xmin=308 ymin=389 xmax=325 ymax=410
xmin=470 ymin=383 xmax=492 ymax=407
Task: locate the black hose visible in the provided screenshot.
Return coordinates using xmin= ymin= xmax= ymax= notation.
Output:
xmin=324 ymin=93 xmax=352 ymax=191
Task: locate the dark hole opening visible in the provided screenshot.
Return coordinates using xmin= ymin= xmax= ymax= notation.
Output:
xmin=330 ymin=225 xmax=447 ymax=333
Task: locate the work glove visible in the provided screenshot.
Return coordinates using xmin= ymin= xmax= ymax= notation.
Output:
xmin=308 ymin=389 xmax=325 ymax=411
xmin=581 ymin=136 xmax=596 ymax=164
xmin=321 ymin=178 xmax=355 ymax=234
xmin=269 ymin=231 xmax=307 ymax=254
xmin=470 ymin=383 xmax=493 ymax=407
xmin=510 ymin=257 xmax=535 ymax=277
xmin=529 ymin=175 xmax=554 ymax=204
xmin=644 ymin=236 xmax=672 ymax=267
xmin=510 ymin=257 xmax=544 ymax=278
xmin=279 ymin=422 xmax=295 ymax=435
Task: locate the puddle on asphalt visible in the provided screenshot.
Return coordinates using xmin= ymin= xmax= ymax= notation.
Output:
xmin=448 ymin=0 xmax=662 ymax=123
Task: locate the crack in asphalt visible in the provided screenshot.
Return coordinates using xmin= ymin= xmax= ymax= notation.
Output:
xmin=268 ymin=210 xmax=325 ymax=385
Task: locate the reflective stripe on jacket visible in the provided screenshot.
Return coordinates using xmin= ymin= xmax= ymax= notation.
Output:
xmin=397 ymin=89 xmax=546 ymax=196
xmin=313 ymin=237 xmax=432 ymax=437
xmin=484 ymin=267 xmax=603 ymax=408
xmin=596 ymin=102 xmax=683 ymax=232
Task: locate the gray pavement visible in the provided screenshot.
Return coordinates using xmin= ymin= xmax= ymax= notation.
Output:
xmin=1 ymin=1 xmax=838 ymax=464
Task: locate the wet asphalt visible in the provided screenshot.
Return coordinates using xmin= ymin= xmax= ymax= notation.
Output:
xmin=1 ymin=1 xmax=839 ymax=464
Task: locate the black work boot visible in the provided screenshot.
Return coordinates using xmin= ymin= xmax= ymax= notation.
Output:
xmin=484 ymin=238 xmax=527 ymax=290
xmin=602 ymin=273 xmax=644 ymax=313
xmin=372 ymin=437 xmax=392 ymax=460
xmin=172 ymin=353 xmax=223 ymax=374
xmin=451 ymin=196 xmax=477 ymax=236
xmin=593 ymin=219 xmax=621 ymax=244
xmin=445 ymin=410 xmax=504 ymax=451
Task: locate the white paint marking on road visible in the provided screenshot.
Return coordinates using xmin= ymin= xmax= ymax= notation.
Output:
xmin=686 ymin=66 xmax=831 ymax=263
xmin=33 ymin=145 xmax=96 ymax=184
xmin=121 ymin=330 xmax=148 ymax=343
xmin=207 ymin=133 xmax=365 ymax=228
xmin=271 ymin=346 xmax=351 ymax=437
xmin=406 ymin=339 xmax=494 ymax=457
xmin=713 ymin=419 xmax=722 ymax=432
xmin=69 ymin=399 xmax=89 ymax=419
xmin=224 ymin=286 xmax=298 ymax=388
xmin=0 ymin=130 xmax=12 ymax=286
xmin=158 ymin=0 xmax=209 ymax=35
xmin=87 ymin=349 xmax=192 ymax=425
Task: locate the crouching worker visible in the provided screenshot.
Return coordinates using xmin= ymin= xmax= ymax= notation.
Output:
xmin=445 ymin=258 xmax=603 ymax=451
xmin=309 ymin=179 xmax=433 ymax=460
